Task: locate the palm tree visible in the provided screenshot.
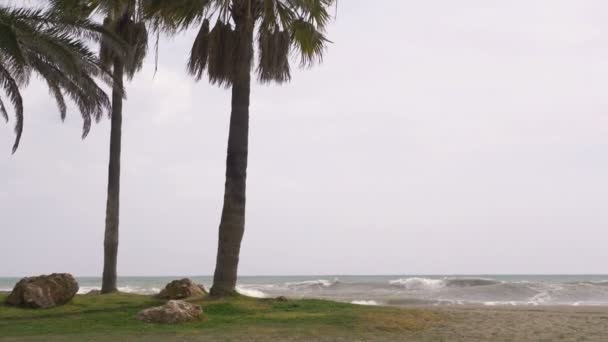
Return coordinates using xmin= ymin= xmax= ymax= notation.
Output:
xmin=147 ymin=0 xmax=334 ymax=297
xmin=0 ymin=5 xmax=119 ymax=152
xmin=50 ymin=0 xmax=148 ymax=293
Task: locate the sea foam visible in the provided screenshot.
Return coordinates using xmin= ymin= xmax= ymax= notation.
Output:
xmin=389 ymin=277 xmax=446 ymax=290
xmin=236 ymin=286 xmax=267 ymax=298
xmin=285 ymin=279 xmax=339 ymax=289
xmin=351 ymin=300 xmax=379 ymax=306
xmin=389 ymin=277 xmax=500 ymax=291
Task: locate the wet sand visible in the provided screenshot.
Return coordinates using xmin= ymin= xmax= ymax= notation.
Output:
xmin=407 ymin=305 xmax=608 ymax=342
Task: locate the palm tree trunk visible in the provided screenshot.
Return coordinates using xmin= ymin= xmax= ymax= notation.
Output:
xmin=101 ymin=58 xmax=124 ymax=294
xmin=210 ymin=12 xmax=254 ymax=297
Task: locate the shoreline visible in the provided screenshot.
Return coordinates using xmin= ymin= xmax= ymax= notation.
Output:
xmin=2 ymin=292 xmax=608 ymax=341
xmin=6 ymin=274 xmax=608 ymax=308
xmin=5 ymin=289 xmax=608 ymax=309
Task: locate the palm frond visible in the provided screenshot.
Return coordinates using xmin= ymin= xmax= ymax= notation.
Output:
xmin=188 ymin=19 xmax=210 ymax=80
xmin=99 ymin=16 xmax=115 ymax=69
xmin=289 ymin=18 xmax=328 ymax=67
xmin=0 ymin=13 xmax=30 ymax=85
xmin=207 ymin=20 xmax=235 ymax=86
xmin=257 ymin=25 xmax=290 ymax=83
xmin=100 ymin=13 xmax=148 ymax=78
xmin=0 ymin=4 xmax=116 ymax=152
xmin=0 ymin=64 xmax=24 ymax=153
xmin=126 ymin=20 xmax=148 ymax=78
xmin=45 ymin=79 xmax=67 ymax=121
xmin=144 ymin=0 xmax=211 ymax=33
xmin=0 ymin=96 xmax=8 ymax=122
xmin=48 ymin=0 xmax=96 ymax=18
xmin=284 ymin=0 xmax=334 ymax=28
xmin=143 ymin=0 xmax=335 ymax=86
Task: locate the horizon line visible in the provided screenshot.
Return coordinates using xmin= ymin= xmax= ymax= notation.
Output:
xmin=2 ymin=273 xmax=608 ymax=278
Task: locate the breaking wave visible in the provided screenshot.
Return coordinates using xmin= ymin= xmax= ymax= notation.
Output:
xmin=236 ymin=286 xmax=267 ymax=298
xmin=4 ymin=275 xmax=608 ymax=307
xmin=569 ymin=281 xmax=608 ymax=287
xmin=77 ymin=286 xmax=161 ymax=295
xmin=351 ymin=300 xmax=379 ymax=306
xmin=389 ymin=277 xmax=445 ymax=290
xmin=285 ymin=279 xmax=339 ymax=289
xmin=389 ymin=277 xmax=500 ymax=290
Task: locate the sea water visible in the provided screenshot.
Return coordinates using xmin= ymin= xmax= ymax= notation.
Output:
xmin=2 ymin=275 xmax=608 ymax=306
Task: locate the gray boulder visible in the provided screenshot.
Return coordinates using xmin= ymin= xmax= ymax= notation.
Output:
xmin=136 ymin=300 xmax=203 ymax=324
xmin=6 ymin=273 xmax=79 ymax=308
xmin=157 ymin=278 xmax=206 ymax=299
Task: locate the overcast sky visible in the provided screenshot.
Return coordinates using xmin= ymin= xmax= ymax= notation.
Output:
xmin=1 ymin=0 xmax=607 ymax=277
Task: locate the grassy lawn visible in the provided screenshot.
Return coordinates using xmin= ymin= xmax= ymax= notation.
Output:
xmin=0 ymin=292 xmax=441 ymax=341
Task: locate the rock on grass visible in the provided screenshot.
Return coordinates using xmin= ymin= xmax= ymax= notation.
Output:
xmin=6 ymin=273 xmax=79 ymax=309
xmin=136 ymin=300 xmax=203 ymax=324
xmin=157 ymin=278 xmax=206 ymax=300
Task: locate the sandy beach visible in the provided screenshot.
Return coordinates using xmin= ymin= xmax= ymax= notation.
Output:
xmin=406 ymin=305 xmax=608 ymax=342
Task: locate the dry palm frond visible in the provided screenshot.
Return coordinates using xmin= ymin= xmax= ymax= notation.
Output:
xmin=187 ymin=18 xmax=210 ymax=80
xmin=125 ymin=20 xmax=148 ymax=78
xmin=146 ymin=0 xmax=334 ymax=86
xmin=99 ymin=17 xmax=116 ymax=69
xmin=257 ymin=25 xmax=290 ymax=83
xmin=260 ymin=0 xmax=278 ymax=31
xmin=99 ymin=12 xmax=148 ymax=79
xmin=207 ymin=20 xmax=235 ymax=86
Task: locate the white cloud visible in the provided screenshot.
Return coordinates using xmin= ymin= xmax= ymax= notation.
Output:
xmin=1 ymin=0 xmax=607 ymax=276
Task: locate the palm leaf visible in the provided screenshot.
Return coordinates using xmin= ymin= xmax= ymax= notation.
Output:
xmin=0 ymin=96 xmax=8 ymax=122
xmin=289 ymin=18 xmax=328 ymax=67
xmin=188 ymin=18 xmax=210 ymax=80
xmin=207 ymin=20 xmax=235 ymax=86
xmin=257 ymin=25 xmax=290 ymax=83
xmin=0 ymin=64 xmax=24 ymax=153
xmin=1 ymin=5 xmax=116 ymax=152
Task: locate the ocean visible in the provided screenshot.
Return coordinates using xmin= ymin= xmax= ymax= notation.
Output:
xmin=2 ymin=275 xmax=608 ymax=306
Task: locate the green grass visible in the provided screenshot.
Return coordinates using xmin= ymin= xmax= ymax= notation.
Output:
xmin=0 ymin=293 xmax=441 ymax=341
